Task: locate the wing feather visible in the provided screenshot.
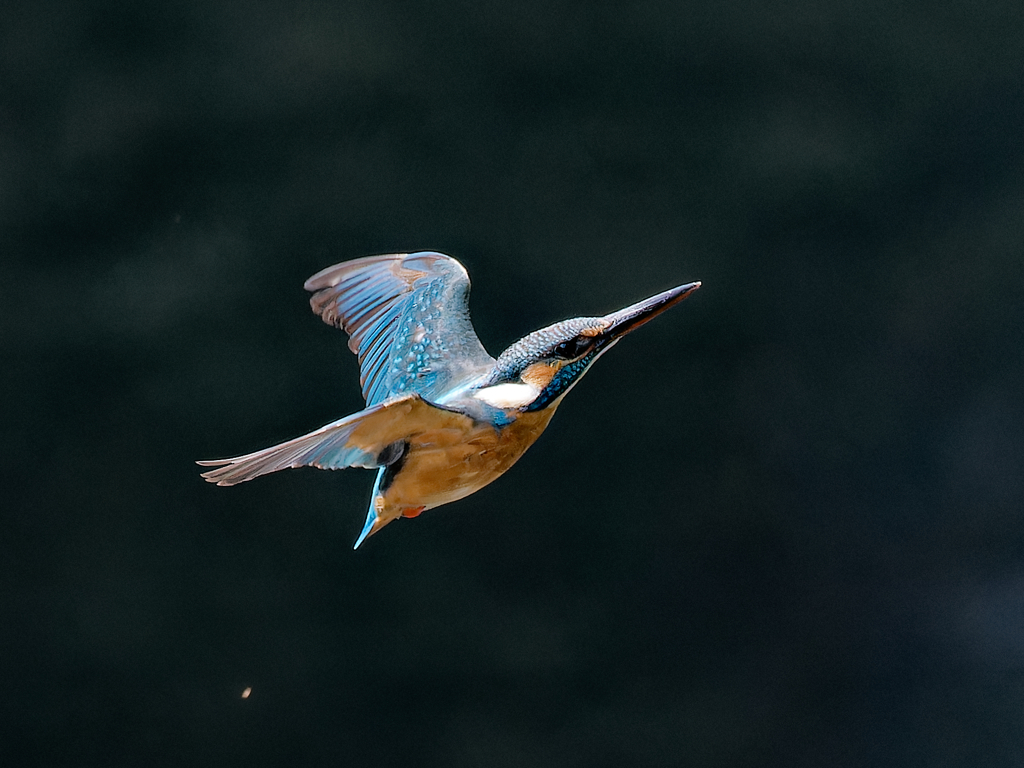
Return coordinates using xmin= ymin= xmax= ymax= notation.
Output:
xmin=305 ymin=252 xmax=494 ymax=405
xmin=197 ymin=395 xmax=476 ymax=486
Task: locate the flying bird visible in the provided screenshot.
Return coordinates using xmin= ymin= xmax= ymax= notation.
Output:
xmin=199 ymin=252 xmax=700 ymax=548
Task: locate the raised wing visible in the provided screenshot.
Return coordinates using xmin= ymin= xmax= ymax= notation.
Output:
xmin=304 ymin=252 xmax=495 ymax=406
xmin=197 ymin=394 xmax=476 ymax=486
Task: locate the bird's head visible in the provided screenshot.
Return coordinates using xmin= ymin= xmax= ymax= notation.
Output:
xmin=473 ymin=281 xmax=701 ymax=412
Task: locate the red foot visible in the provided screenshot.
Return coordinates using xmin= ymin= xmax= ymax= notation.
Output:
xmin=402 ymin=506 xmax=426 ymax=519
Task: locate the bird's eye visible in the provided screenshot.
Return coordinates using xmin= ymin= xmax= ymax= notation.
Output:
xmin=553 ymin=337 xmax=593 ymax=360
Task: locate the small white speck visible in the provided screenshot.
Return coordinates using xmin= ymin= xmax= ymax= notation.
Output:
xmin=241 ymin=687 xmax=252 ymax=699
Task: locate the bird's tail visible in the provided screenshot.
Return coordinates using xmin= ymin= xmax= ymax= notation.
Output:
xmin=353 ymin=467 xmax=389 ymax=549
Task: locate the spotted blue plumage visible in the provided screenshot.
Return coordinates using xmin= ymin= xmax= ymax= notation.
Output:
xmin=305 ymin=252 xmax=496 ymax=406
xmin=487 ymin=318 xmax=603 ymax=383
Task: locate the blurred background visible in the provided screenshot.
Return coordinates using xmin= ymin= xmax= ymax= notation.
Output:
xmin=3 ymin=0 xmax=1023 ymax=765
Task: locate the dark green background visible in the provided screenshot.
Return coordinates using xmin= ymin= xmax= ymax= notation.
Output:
xmin=4 ymin=1 xmax=1023 ymax=766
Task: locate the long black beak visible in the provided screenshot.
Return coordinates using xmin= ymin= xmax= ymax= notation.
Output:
xmin=599 ymin=281 xmax=701 ymax=341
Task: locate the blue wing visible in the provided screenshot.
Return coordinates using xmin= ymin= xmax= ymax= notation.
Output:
xmin=305 ymin=252 xmax=495 ymax=405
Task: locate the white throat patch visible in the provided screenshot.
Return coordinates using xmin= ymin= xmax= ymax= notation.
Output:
xmin=472 ymin=382 xmax=539 ymax=409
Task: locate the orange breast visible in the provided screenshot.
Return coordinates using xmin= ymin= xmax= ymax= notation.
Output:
xmin=379 ymin=407 xmax=557 ymax=519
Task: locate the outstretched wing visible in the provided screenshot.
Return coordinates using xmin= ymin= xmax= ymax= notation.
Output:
xmin=304 ymin=252 xmax=495 ymax=406
xmin=197 ymin=394 xmax=476 ymax=486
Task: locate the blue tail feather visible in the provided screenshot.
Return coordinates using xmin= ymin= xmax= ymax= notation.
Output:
xmin=353 ymin=467 xmax=387 ymax=549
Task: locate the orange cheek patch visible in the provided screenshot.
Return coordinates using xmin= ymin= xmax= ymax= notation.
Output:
xmin=521 ymin=362 xmax=559 ymax=390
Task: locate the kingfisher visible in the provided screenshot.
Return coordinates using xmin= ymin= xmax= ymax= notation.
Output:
xmin=199 ymin=252 xmax=700 ymax=548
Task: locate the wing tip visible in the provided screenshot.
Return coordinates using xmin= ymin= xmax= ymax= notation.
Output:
xmin=302 ymin=251 xmax=467 ymax=293
xmin=196 ymin=459 xmax=240 ymax=486
xmin=303 ymin=253 xmax=412 ymax=292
